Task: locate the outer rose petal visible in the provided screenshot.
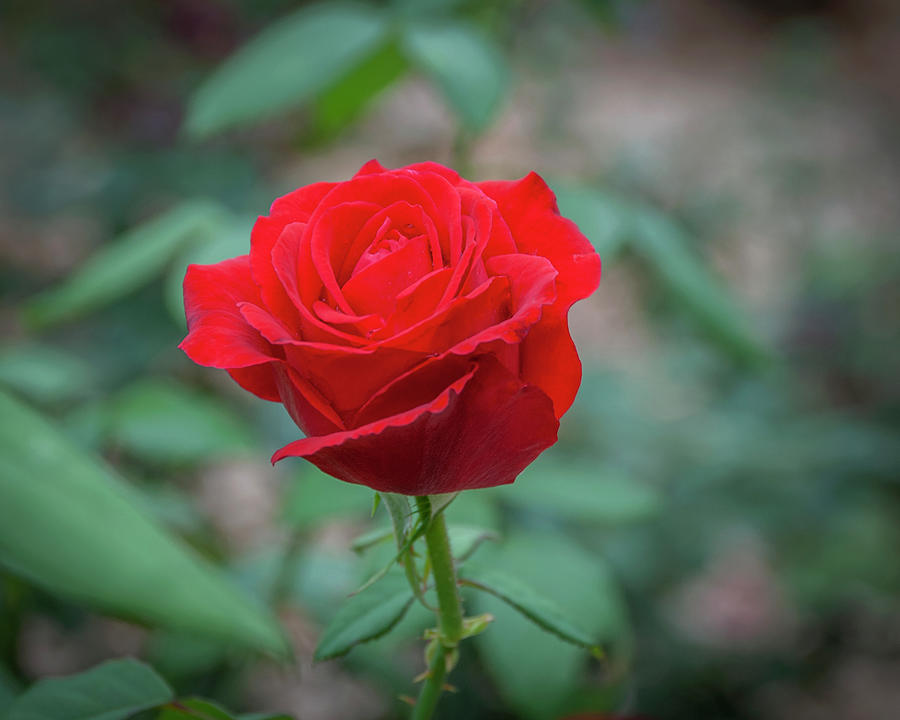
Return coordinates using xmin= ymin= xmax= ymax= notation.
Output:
xmin=476 ymin=172 xmax=601 ymax=310
xmin=477 ymin=172 xmax=601 ymax=417
xmin=354 ymin=159 xmax=388 ymax=176
xmin=519 ymin=313 xmax=582 ymax=417
xmin=271 ymin=356 xmax=559 ymax=495
xmin=179 ymin=256 xmax=279 ymax=369
xmin=250 ymin=182 xmax=335 ymax=321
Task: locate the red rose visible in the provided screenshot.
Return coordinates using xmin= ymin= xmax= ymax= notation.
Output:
xmin=180 ymin=160 xmax=600 ymax=495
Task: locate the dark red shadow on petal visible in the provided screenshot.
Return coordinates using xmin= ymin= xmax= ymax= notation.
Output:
xmin=228 ymin=365 xmax=280 ymax=402
xmin=271 ymin=355 xmax=558 ymax=495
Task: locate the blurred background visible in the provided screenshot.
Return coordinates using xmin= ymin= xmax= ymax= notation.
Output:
xmin=1 ymin=0 xmax=899 ymax=718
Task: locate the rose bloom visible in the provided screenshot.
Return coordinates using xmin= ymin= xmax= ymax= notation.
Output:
xmin=180 ymin=160 xmax=600 ymax=495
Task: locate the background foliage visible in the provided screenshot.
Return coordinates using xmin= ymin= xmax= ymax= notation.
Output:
xmin=1 ymin=0 xmax=899 ymax=718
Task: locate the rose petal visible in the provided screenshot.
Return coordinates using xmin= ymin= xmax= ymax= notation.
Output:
xmin=339 ymin=201 xmax=442 ymax=283
xmin=374 ymin=266 xmax=453 ymax=338
xmin=352 ymin=353 xmax=471 ymax=428
xmin=312 ymin=300 xmax=383 ymax=335
xmin=228 ymin=365 xmax=281 ymax=402
xmin=309 ymin=201 xmax=380 ymax=313
xmin=476 ymin=172 xmax=601 ymax=309
xmin=239 ymin=302 xmax=299 ymax=344
xmin=271 ymin=355 xmax=559 ymax=495
xmin=274 ymin=364 xmax=345 ymax=436
xmin=384 ymin=275 xmax=510 ymax=353
xmin=283 ymin=343 xmax=424 ymax=420
xmin=271 ymin=222 xmax=368 ymax=347
xmin=446 ymin=253 xmax=557 ymax=355
xmin=250 ymin=182 xmax=334 ymax=321
xmin=341 ymin=234 xmax=433 ymax=318
xmin=399 ymin=169 xmax=462 ymax=262
xmin=396 ymin=161 xmax=462 ymax=186
xmin=180 ymin=256 xmax=279 ymax=368
xmin=518 ymin=312 xmax=583 ymax=418
xmin=354 ymin=159 xmax=388 ymax=176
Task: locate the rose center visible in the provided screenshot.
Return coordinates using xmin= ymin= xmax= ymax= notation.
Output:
xmin=352 ymin=218 xmax=424 ymax=275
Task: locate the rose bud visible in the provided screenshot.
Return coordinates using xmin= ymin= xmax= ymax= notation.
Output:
xmin=180 ymin=160 xmax=600 ymax=495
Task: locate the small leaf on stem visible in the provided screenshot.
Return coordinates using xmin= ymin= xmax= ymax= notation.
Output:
xmin=460 ymin=569 xmax=602 ymax=652
xmin=314 ymin=568 xmax=415 ymax=661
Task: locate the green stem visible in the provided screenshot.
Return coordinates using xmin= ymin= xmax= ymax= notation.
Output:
xmin=415 ymin=497 xmax=464 ymax=645
xmin=408 ymin=496 xmax=464 ymax=720
xmin=411 ymin=645 xmax=447 ymax=720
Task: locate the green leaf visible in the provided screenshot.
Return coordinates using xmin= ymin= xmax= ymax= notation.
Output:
xmin=447 ymin=525 xmax=498 ymax=563
xmin=282 ymin=465 xmax=372 ymax=529
xmin=144 ymin=632 xmax=228 ymax=681
xmin=0 ymin=390 xmax=286 ymax=654
xmin=468 ymin=531 xmax=629 ymax=719
xmin=630 ymin=206 xmax=767 ymax=363
xmin=427 ymin=492 xmax=458 ymax=519
xmin=313 ymin=568 xmax=414 ymax=661
xmin=24 ymin=200 xmax=225 ymax=328
xmin=502 ymin=461 xmax=661 ymax=525
xmin=5 ymin=658 xmax=173 ymax=720
xmin=551 ymin=184 xmax=632 ymax=260
xmin=391 ymin=0 xmax=464 ymax=17
xmin=107 ymin=379 xmax=255 ymax=465
xmin=0 ymin=664 xmax=20 ymax=714
xmin=402 ymin=21 xmax=509 ymax=131
xmin=156 ymin=698 xmax=241 ymax=720
xmin=0 ymin=343 xmax=95 ymax=405
xmin=310 ymin=41 xmax=408 ymax=142
xmin=185 ymin=3 xmax=390 ymax=138
xmin=379 ymin=492 xmax=412 ymax=547
xmin=462 ymin=568 xmax=600 ymax=651
xmin=350 ymin=526 xmax=394 ymax=554
xmin=442 ymin=488 xmax=501 ymax=529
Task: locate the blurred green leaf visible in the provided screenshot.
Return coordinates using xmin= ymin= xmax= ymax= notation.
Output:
xmin=448 ymin=525 xmax=498 ymax=563
xmin=165 ymin=218 xmax=254 ymax=326
xmin=391 ymin=0 xmax=465 ymax=17
xmin=0 ymin=390 xmax=286 ymax=654
xmin=552 ymin=184 xmax=632 ymax=260
xmin=469 ymin=531 xmax=629 ymax=719
xmin=108 ymin=379 xmax=255 ymax=465
xmin=145 ymin=632 xmax=228 ymax=681
xmin=313 ymin=568 xmax=414 ymax=661
xmin=462 ymin=569 xmax=601 ymax=651
xmin=501 ymin=461 xmax=661 ymax=525
xmin=350 ymin=525 xmax=393 ymax=554
xmin=5 ymin=658 xmax=173 ymax=720
xmin=0 ymin=664 xmax=20 ymax=714
xmin=185 ymin=4 xmax=390 ymax=138
xmin=402 ymin=21 xmax=509 ymax=131
xmin=24 ymin=200 xmax=225 ymax=328
xmin=310 ymin=41 xmax=408 ymax=142
xmin=630 ymin=206 xmax=767 ymax=363
xmin=0 ymin=343 xmax=94 ymax=405
xmin=283 ymin=465 xmax=372 ymax=530
xmin=443 ymin=488 xmax=502 ymax=529
xmin=156 ymin=698 xmax=245 ymax=720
